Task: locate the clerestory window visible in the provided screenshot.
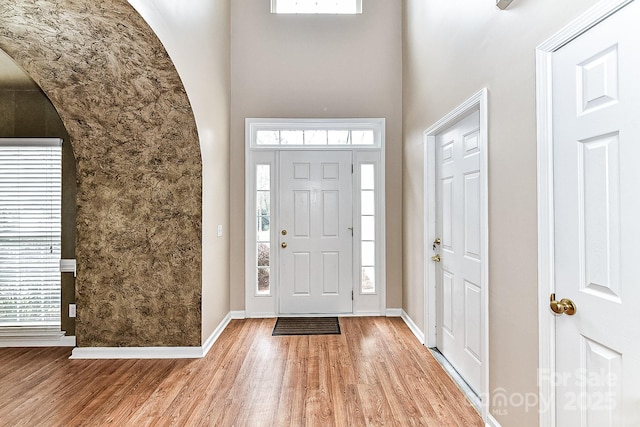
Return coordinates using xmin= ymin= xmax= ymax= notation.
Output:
xmin=271 ymin=0 xmax=362 ymax=14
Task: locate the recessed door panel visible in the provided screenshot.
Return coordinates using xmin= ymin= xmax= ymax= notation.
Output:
xmin=293 ymin=191 xmax=310 ymax=237
xmin=322 ymin=252 xmax=339 ymax=295
xmin=293 ymin=252 xmax=310 ymax=295
xmin=464 ymin=172 xmax=481 ymax=260
xmin=579 ymin=133 xmax=621 ymax=302
xmin=322 ymin=191 xmax=339 ymax=237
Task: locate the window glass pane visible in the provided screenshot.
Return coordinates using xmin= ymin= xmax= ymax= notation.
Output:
xmin=257 ymin=164 xmax=270 ymax=190
xmin=352 ymin=130 xmax=374 ymax=145
xmin=256 ymin=130 xmax=279 ymax=145
xmin=257 ymin=216 xmax=270 ymax=241
xmin=335 ymin=1 xmax=358 ymax=13
xmin=361 ymin=215 xmax=375 ymax=241
xmin=273 ymin=0 xmax=359 ymax=14
xmin=362 ymin=267 xmax=375 ymax=293
xmin=361 ymin=241 xmax=375 ymax=266
xmin=361 ymin=164 xmax=375 ymax=190
xmin=257 ymin=243 xmax=270 ymax=266
xmin=361 ymin=190 xmax=375 ymax=215
xmin=296 ymin=0 xmax=316 ymax=13
xmin=328 ymin=130 xmax=349 ymax=145
xmin=275 ymin=0 xmax=296 ymax=12
xmin=280 ymin=130 xmax=304 ymax=145
xmin=257 ymin=191 xmax=270 ymax=216
xmin=304 ymin=130 xmax=327 ymax=145
xmin=258 ymin=267 xmax=270 ymax=294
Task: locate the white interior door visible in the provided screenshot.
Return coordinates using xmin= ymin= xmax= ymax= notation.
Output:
xmin=552 ymin=1 xmax=640 ymax=424
xmin=434 ymin=110 xmax=482 ymax=395
xmin=279 ymin=150 xmax=353 ymax=314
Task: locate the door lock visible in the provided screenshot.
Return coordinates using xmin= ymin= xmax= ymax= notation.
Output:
xmin=549 ymin=293 xmax=576 ymax=315
xmin=281 ymin=242 xmax=287 ymax=249
xmin=433 ymin=237 xmax=441 ymax=251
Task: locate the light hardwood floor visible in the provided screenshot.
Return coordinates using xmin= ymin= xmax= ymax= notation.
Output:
xmin=0 ymin=317 xmax=483 ymax=426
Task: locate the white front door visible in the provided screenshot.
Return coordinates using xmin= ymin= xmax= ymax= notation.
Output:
xmin=552 ymin=1 xmax=640 ymax=424
xmin=434 ymin=110 xmax=482 ymax=394
xmin=279 ymin=150 xmax=353 ymax=314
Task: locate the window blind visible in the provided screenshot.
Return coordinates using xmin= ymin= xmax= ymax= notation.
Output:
xmin=0 ymin=138 xmax=62 ymax=332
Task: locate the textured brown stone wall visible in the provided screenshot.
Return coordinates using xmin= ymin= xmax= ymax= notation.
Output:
xmin=0 ymin=1 xmax=202 ymax=346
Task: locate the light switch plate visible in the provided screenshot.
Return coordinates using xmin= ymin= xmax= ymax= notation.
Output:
xmin=69 ymin=304 xmax=76 ymax=318
xmin=217 ymin=225 xmax=223 ymax=237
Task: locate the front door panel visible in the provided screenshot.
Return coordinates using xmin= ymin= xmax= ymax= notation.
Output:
xmin=279 ymin=151 xmax=353 ymax=314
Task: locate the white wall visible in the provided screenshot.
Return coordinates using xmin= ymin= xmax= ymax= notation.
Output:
xmin=402 ymin=0 xmax=599 ymax=425
xmin=229 ymin=0 xmax=403 ymax=311
xmin=127 ymin=0 xmax=231 ymax=342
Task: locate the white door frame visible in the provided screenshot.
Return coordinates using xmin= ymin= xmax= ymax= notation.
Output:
xmin=244 ymin=118 xmax=386 ymax=318
xmin=536 ymin=1 xmax=635 ymax=425
xmin=423 ymin=88 xmax=489 ymax=422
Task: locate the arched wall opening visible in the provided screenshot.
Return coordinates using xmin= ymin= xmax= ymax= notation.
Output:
xmin=0 ymin=1 xmax=203 ymax=347
xmin=0 ymin=47 xmax=77 ymax=336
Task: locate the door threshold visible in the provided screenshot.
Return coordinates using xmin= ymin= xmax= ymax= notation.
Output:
xmin=429 ymin=347 xmax=481 ymax=413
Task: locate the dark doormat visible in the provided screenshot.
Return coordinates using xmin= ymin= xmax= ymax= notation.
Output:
xmin=272 ymin=317 xmax=341 ymax=336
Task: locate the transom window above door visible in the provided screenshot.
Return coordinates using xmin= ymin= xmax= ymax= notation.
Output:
xmin=271 ymin=0 xmax=362 ymax=14
xmin=247 ymin=119 xmax=383 ymax=148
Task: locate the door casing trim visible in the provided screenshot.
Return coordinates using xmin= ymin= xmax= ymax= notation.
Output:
xmin=423 ymin=88 xmax=489 ymax=423
xmin=536 ymin=1 xmax=635 ymax=425
xmin=244 ymin=118 xmax=386 ymax=318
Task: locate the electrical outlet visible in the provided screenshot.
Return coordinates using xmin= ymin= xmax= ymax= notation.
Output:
xmin=217 ymin=225 xmax=223 ymax=237
xmin=69 ymin=304 xmax=76 ymax=318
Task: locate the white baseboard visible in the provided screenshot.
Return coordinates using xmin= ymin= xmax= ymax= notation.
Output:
xmin=0 ymin=334 xmax=76 ymax=348
xmin=400 ymin=310 xmax=425 ymax=344
xmin=69 ymin=345 xmax=203 ymax=359
xmin=486 ymin=413 xmax=502 ymax=427
xmin=385 ymin=308 xmax=402 ymax=317
xmin=201 ymin=311 xmax=235 ymax=356
xmin=70 ymin=310 xmax=238 ymax=360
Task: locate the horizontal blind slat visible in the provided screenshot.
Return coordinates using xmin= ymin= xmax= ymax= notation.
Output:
xmin=0 ymin=142 xmax=62 ymax=328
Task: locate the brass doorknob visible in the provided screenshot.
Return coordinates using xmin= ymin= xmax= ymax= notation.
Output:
xmin=431 ymin=254 xmax=441 ymax=262
xmin=281 ymin=242 xmax=287 ymax=249
xmin=549 ymin=293 xmax=576 ymax=315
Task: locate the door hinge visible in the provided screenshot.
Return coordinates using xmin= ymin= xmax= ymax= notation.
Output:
xmin=351 ymin=164 xmax=354 ymax=174
xmin=352 ymin=290 xmax=354 ymax=300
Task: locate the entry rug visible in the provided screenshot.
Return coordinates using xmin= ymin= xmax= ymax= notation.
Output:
xmin=272 ymin=317 xmax=341 ymax=336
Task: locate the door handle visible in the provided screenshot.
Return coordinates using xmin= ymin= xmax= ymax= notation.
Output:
xmin=431 ymin=254 xmax=441 ymax=262
xmin=281 ymin=242 xmax=287 ymax=249
xmin=549 ymin=293 xmax=576 ymax=315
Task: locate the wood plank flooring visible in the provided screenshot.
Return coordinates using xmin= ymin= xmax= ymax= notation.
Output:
xmin=0 ymin=317 xmax=483 ymax=426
